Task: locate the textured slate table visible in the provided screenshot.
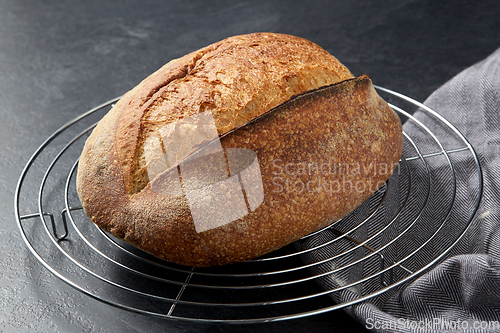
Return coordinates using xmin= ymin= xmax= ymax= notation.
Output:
xmin=1 ymin=1 xmax=499 ymax=332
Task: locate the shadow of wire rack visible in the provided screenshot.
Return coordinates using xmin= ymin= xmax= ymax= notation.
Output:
xmin=14 ymin=86 xmax=483 ymax=324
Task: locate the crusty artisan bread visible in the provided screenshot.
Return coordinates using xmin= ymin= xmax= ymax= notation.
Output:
xmin=76 ymin=33 xmax=403 ymax=267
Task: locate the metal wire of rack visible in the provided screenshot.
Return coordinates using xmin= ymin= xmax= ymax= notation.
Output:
xmin=14 ymin=87 xmax=483 ymax=324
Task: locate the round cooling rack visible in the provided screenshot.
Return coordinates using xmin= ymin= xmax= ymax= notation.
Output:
xmin=14 ymin=86 xmax=483 ymax=324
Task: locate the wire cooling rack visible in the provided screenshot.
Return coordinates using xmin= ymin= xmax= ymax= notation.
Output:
xmin=14 ymin=86 xmax=483 ymax=323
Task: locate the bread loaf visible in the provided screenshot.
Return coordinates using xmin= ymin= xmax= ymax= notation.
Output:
xmin=76 ymin=33 xmax=403 ymax=267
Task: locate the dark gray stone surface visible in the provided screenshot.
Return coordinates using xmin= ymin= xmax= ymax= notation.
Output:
xmin=1 ymin=0 xmax=499 ymax=332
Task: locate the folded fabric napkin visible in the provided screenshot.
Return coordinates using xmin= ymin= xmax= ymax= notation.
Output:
xmin=297 ymin=47 xmax=500 ymax=332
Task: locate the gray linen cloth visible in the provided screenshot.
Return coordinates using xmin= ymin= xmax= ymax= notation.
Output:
xmin=297 ymin=47 xmax=500 ymax=332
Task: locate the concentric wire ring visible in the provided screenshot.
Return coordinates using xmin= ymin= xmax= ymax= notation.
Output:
xmin=15 ymin=87 xmax=483 ymax=323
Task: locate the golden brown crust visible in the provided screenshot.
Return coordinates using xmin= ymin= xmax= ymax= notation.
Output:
xmin=112 ymin=33 xmax=354 ymax=194
xmin=76 ymin=33 xmax=403 ymax=267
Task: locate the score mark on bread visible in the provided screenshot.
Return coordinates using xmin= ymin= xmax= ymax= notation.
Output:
xmin=76 ymin=33 xmax=403 ymax=267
